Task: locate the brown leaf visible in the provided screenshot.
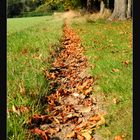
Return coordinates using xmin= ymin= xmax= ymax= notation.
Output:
xmin=112 ymin=68 xmax=120 ymax=72
xmin=66 ymin=131 xmax=76 ymax=138
xmin=45 ymin=127 xmax=60 ymax=135
xmin=113 ymin=98 xmax=120 ymax=104
xmin=84 ymin=87 xmax=92 ymax=95
xmin=78 ymin=106 xmax=91 ymax=113
xmin=81 ymin=130 xmax=92 ymax=140
xmin=19 ymin=84 xmax=26 ymax=94
xmin=123 ymin=60 xmax=129 ymax=65
xmin=31 ymin=128 xmax=49 ymax=140
xmin=33 ymin=54 xmax=42 ymax=60
xmin=77 ymin=134 xmax=85 ymax=140
xmin=19 ymin=106 xmax=30 ymax=113
xmin=21 ymin=48 xmax=28 ymax=55
xmin=96 ymin=114 xmax=106 ymax=126
xmin=114 ymin=135 xmax=123 ymax=140
xmin=89 ymin=115 xmax=101 ymax=122
xmin=12 ymin=105 xmax=20 ymax=115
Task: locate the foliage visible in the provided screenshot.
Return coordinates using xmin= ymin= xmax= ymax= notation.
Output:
xmin=7 ymin=0 xmax=45 ymax=17
xmin=7 ymin=0 xmax=82 ymax=17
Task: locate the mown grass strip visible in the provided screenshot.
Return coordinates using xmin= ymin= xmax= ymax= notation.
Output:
xmin=71 ymin=19 xmax=132 ymax=140
xmin=7 ymin=16 xmax=63 ymax=140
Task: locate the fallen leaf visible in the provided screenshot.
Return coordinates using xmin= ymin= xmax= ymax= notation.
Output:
xmin=113 ymin=98 xmax=120 ymax=104
xmin=19 ymin=106 xmax=30 ymax=113
xmin=79 ymin=106 xmax=91 ymax=113
xmin=81 ymin=130 xmax=92 ymax=140
xmin=66 ymin=131 xmax=76 ymax=138
xmin=21 ymin=48 xmax=28 ymax=55
xmin=31 ymin=128 xmax=49 ymax=140
xmin=96 ymin=114 xmax=106 ymax=126
xmin=77 ymin=134 xmax=85 ymax=140
xmin=89 ymin=115 xmax=101 ymax=122
xmin=112 ymin=68 xmax=120 ymax=72
xmin=12 ymin=105 xmax=20 ymax=115
xmin=19 ymin=84 xmax=26 ymax=94
xmin=45 ymin=127 xmax=60 ymax=135
xmin=114 ymin=135 xmax=123 ymax=140
xmin=84 ymin=87 xmax=93 ymax=95
xmin=26 ymin=22 xmax=104 ymax=140
xmin=123 ymin=60 xmax=129 ymax=65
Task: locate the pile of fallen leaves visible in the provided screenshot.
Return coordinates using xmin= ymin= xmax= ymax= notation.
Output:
xmin=26 ymin=21 xmax=105 ymax=140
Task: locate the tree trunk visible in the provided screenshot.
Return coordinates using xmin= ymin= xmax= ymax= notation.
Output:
xmin=100 ymin=0 xmax=105 ymax=15
xmin=127 ymin=0 xmax=132 ymax=18
xmin=109 ymin=0 xmax=114 ymax=11
xmin=87 ymin=0 xmax=92 ymax=11
xmin=109 ymin=0 xmax=127 ymax=20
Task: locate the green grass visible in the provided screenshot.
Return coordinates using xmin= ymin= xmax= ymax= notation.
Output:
xmin=8 ymin=15 xmax=132 ymax=140
xmin=7 ymin=16 xmax=56 ymax=35
xmin=7 ymin=16 xmax=63 ymax=140
xmin=72 ymin=19 xmax=132 ymax=139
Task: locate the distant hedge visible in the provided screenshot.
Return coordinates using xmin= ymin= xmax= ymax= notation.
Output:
xmin=7 ymin=0 xmax=82 ymax=18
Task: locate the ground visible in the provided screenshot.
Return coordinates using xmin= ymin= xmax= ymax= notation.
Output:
xmin=7 ymin=12 xmax=132 ymax=140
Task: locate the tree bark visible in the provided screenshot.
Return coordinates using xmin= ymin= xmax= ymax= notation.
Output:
xmin=109 ymin=0 xmax=127 ymax=20
xmin=127 ymin=0 xmax=132 ymax=18
xmin=100 ymin=0 xmax=105 ymax=15
xmin=87 ymin=0 xmax=92 ymax=11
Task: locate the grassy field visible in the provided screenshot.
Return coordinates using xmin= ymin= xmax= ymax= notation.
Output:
xmin=7 ymin=16 xmax=63 ymax=140
xmin=7 ymin=15 xmax=132 ymax=140
xmin=72 ymin=19 xmax=132 ymax=139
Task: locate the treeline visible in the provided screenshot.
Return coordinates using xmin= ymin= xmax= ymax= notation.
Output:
xmin=7 ymin=0 xmax=132 ymax=20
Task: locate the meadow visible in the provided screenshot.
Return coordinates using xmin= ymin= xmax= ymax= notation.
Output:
xmin=7 ymin=16 xmax=63 ymax=140
xmin=72 ymin=18 xmax=132 ymax=139
xmin=7 ymin=15 xmax=132 ymax=140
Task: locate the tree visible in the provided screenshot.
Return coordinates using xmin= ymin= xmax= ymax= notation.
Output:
xmin=99 ymin=0 xmax=105 ymax=15
xmin=86 ymin=0 xmax=100 ymax=12
xmin=127 ymin=0 xmax=132 ymax=18
xmin=87 ymin=0 xmax=92 ymax=11
xmin=109 ymin=0 xmax=132 ymax=20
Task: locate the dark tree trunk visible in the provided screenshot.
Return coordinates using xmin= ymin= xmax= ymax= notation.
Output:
xmin=87 ymin=0 xmax=92 ymax=11
xmin=100 ymin=0 xmax=105 ymax=15
xmin=127 ymin=0 xmax=132 ymax=18
xmin=86 ymin=0 xmax=100 ymax=12
xmin=109 ymin=0 xmax=114 ymax=11
xmin=109 ymin=0 xmax=127 ymax=20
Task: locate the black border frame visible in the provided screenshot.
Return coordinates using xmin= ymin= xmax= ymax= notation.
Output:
xmin=133 ymin=0 xmax=140 ymax=139
xmin=1 ymin=0 xmax=139 ymax=139
xmin=0 ymin=0 xmax=7 ymax=139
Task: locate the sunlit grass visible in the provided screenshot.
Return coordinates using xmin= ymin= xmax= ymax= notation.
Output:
xmin=7 ymin=16 xmax=63 ymax=139
xmin=72 ymin=19 xmax=132 ymax=140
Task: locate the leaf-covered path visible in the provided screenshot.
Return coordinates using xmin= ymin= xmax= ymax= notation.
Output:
xmin=27 ymin=21 xmax=105 ymax=140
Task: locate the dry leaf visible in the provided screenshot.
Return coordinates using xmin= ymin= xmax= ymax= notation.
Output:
xmin=79 ymin=106 xmax=91 ymax=113
xmin=26 ymin=22 xmax=102 ymax=140
xmin=31 ymin=128 xmax=49 ymax=140
xmin=96 ymin=114 xmax=106 ymax=126
xmin=112 ymin=68 xmax=120 ymax=72
xmin=89 ymin=115 xmax=101 ymax=122
xmin=114 ymin=135 xmax=123 ymax=140
xmin=84 ymin=87 xmax=92 ymax=95
xmin=77 ymin=134 xmax=85 ymax=140
xmin=19 ymin=85 xmax=26 ymax=94
xmin=81 ymin=130 xmax=92 ymax=140
xmin=46 ymin=127 xmax=60 ymax=135
xmin=123 ymin=60 xmax=129 ymax=65
xmin=66 ymin=131 xmax=76 ymax=138
xmin=12 ymin=105 xmax=20 ymax=115
xmin=113 ymin=98 xmax=120 ymax=104
xmin=20 ymin=106 xmax=30 ymax=113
